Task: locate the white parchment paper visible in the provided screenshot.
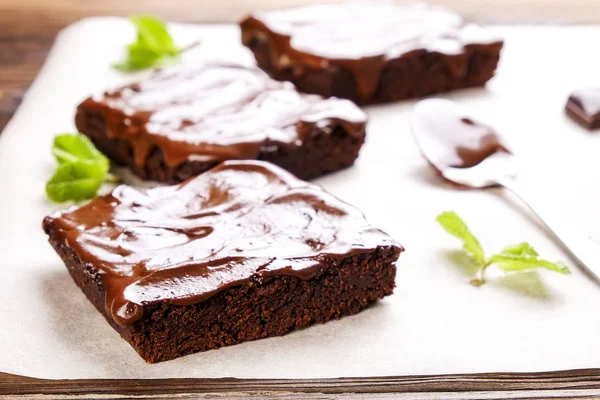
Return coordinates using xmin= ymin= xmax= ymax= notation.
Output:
xmin=1 ymin=19 xmax=600 ymax=379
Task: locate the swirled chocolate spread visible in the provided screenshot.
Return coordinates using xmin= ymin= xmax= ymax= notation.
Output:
xmin=44 ymin=161 xmax=402 ymax=327
xmin=240 ymin=1 xmax=503 ymax=103
xmin=566 ymin=89 xmax=600 ymax=130
xmin=75 ymin=62 xmax=367 ymax=183
xmin=413 ymin=99 xmax=510 ymax=170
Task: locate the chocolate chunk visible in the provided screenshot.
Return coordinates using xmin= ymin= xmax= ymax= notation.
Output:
xmin=566 ymin=89 xmax=600 ymax=130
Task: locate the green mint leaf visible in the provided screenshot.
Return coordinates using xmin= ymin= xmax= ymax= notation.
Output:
xmin=52 ymin=133 xmax=109 ymax=170
xmin=114 ymin=43 xmax=164 ymax=72
xmin=499 ymin=242 xmax=539 ymax=257
xmin=46 ymin=160 xmax=107 ymax=203
xmin=131 ymin=15 xmax=179 ymax=55
xmin=114 ymin=15 xmax=181 ymax=72
xmin=436 ymin=211 xmax=486 ymax=264
xmin=47 ymin=133 xmax=114 ymax=202
xmin=489 ymin=253 xmax=570 ymax=275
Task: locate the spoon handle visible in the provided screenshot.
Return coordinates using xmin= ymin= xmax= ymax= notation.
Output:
xmin=498 ymin=176 xmax=600 ymax=283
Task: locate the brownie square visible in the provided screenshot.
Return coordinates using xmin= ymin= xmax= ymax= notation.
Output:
xmin=75 ymin=62 xmax=367 ymax=183
xmin=43 ymin=160 xmax=403 ymax=363
xmin=240 ymin=2 xmax=503 ymax=104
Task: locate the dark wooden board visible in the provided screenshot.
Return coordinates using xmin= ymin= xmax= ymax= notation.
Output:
xmin=3 ymin=369 xmax=600 ymax=399
xmin=0 ymin=89 xmax=24 ymax=132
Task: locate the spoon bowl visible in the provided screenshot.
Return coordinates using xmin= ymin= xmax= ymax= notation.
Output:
xmin=440 ymin=151 xmax=517 ymax=188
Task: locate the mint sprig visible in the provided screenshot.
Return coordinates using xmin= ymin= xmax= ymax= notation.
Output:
xmin=52 ymin=133 xmax=110 ymax=166
xmin=436 ymin=210 xmax=486 ymax=265
xmin=114 ymin=15 xmax=182 ymax=72
xmin=436 ymin=211 xmax=570 ymax=286
xmin=46 ymin=134 xmax=117 ymax=203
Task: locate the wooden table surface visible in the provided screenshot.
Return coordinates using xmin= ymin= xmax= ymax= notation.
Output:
xmin=2 ymin=0 xmax=600 ymax=397
xmin=3 ymin=369 xmax=600 ymax=399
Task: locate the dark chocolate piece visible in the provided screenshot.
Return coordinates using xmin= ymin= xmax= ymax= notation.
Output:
xmin=566 ymin=89 xmax=600 ymax=130
xmin=240 ymin=2 xmax=503 ymax=104
xmin=43 ymin=160 xmax=403 ymax=362
xmin=413 ymin=99 xmax=509 ymax=171
xmin=75 ymin=62 xmax=367 ymax=183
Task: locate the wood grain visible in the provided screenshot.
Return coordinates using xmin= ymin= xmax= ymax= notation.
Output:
xmin=0 ymin=89 xmax=24 ymax=132
xmin=3 ymin=369 xmax=600 ymax=399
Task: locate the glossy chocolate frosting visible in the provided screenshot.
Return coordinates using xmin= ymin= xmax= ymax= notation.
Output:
xmin=240 ymin=1 xmax=503 ymax=100
xmin=413 ymin=99 xmax=509 ymax=170
xmin=78 ymin=62 xmax=367 ymax=168
xmin=45 ymin=161 xmax=402 ymax=326
xmin=565 ymin=89 xmax=600 ymax=130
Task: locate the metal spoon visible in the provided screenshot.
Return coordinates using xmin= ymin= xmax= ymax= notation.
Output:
xmin=412 ymin=98 xmax=600 ymax=283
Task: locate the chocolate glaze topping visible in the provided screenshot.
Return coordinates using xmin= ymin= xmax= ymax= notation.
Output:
xmin=413 ymin=99 xmax=509 ymax=170
xmin=78 ymin=62 xmax=367 ymax=168
xmin=240 ymin=1 xmax=503 ymax=100
xmin=565 ymin=89 xmax=600 ymax=130
xmin=45 ymin=161 xmax=402 ymax=326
